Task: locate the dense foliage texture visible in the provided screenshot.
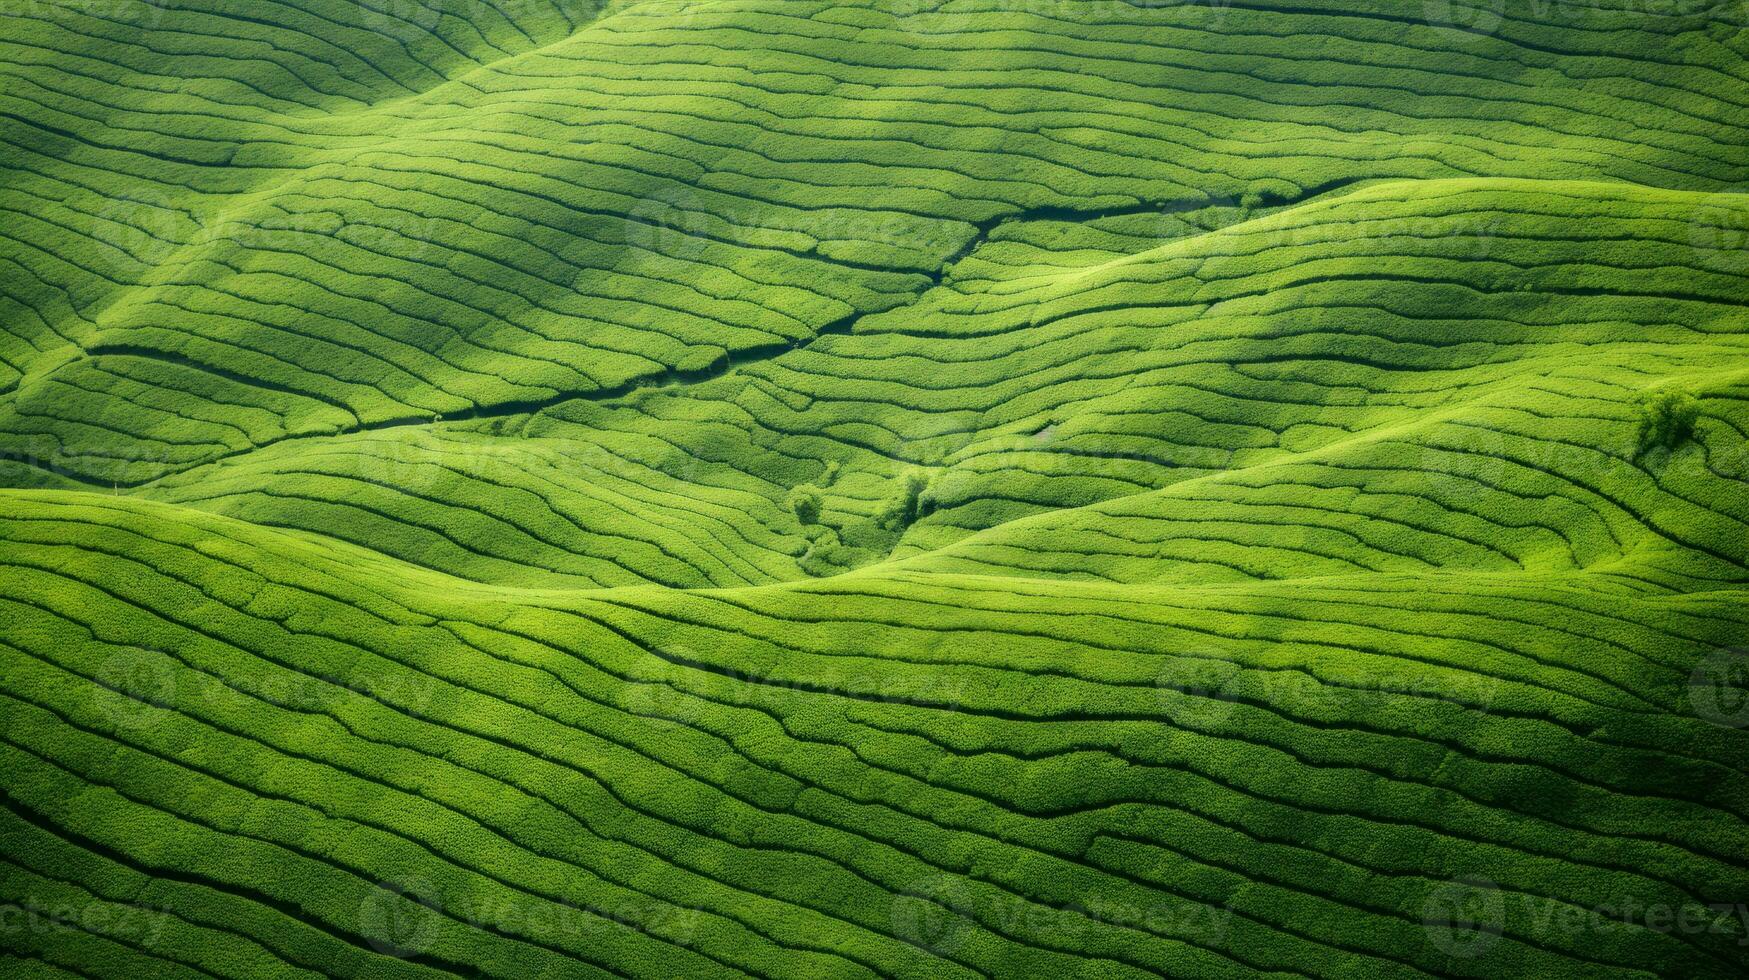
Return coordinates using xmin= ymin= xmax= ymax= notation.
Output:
xmin=2 ymin=0 xmax=1748 ymax=977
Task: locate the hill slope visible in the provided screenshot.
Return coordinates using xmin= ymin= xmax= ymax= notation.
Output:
xmin=2 ymin=1 xmax=1748 ymax=977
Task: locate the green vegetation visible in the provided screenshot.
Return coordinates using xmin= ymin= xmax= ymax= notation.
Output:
xmin=1635 ymin=386 xmax=1701 ymax=457
xmin=876 ymin=468 xmax=933 ymax=531
xmin=1 ymin=0 xmax=1747 ymax=977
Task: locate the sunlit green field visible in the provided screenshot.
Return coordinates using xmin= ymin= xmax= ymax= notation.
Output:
xmin=2 ymin=1 xmax=1748 ymax=976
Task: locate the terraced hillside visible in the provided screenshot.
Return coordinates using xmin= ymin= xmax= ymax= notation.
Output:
xmin=3 ymin=0 xmax=1749 ymax=976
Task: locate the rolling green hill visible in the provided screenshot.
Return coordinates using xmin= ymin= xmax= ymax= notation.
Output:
xmin=2 ymin=1 xmax=1748 ymax=976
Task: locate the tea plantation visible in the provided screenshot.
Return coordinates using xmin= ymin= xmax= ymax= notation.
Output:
xmin=2 ymin=0 xmax=1748 ymax=976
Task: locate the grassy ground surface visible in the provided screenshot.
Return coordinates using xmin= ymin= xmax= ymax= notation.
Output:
xmin=2 ymin=1 xmax=1748 ymax=976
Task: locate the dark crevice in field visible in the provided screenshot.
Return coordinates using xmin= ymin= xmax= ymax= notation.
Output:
xmin=19 ymin=177 xmax=1379 ymax=489
xmin=932 ymin=176 xmax=1376 ymax=286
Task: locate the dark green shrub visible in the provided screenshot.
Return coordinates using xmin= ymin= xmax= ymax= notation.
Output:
xmin=1635 ymin=388 xmax=1699 ymax=456
xmin=786 ymin=485 xmax=822 ymax=525
xmin=877 ymin=468 xmax=932 ymax=531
